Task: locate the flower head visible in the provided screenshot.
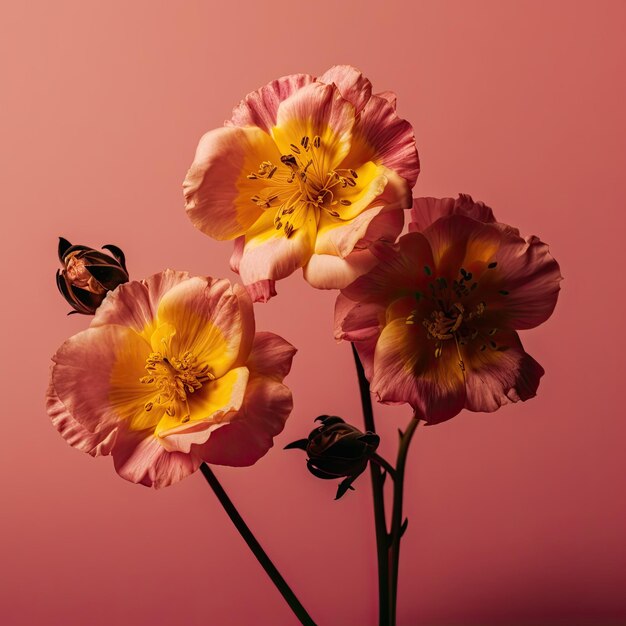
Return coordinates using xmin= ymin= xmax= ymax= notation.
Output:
xmin=56 ymin=237 xmax=129 ymax=314
xmin=47 ymin=270 xmax=296 ymax=487
xmin=335 ymin=195 xmax=562 ymax=423
xmin=183 ymin=66 xmax=419 ymax=302
xmin=285 ymin=415 xmax=379 ymax=499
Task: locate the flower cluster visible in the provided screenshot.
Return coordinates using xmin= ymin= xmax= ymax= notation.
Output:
xmin=48 ymin=66 xmax=561 ymax=491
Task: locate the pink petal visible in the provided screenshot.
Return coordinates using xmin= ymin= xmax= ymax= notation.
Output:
xmin=92 ymin=269 xmax=189 ymax=333
xmin=197 ymin=375 xmax=293 ymax=467
xmin=246 ymin=332 xmax=297 ymax=381
xmin=230 ymin=236 xmax=245 ymax=273
xmin=464 ymin=331 xmax=544 ymax=412
xmin=370 ymin=318 xmax=466 ymax=423
xmin=345 ymin=94 xmax=419 ymax=187
xmin=342 ymin=232 xmax=435 ymax=306
xmin=272 ymin=81 xmax=355 ymax=169
xmin=314 ymin=203 xmax=405 ymax=259
xmin=374 ymin=90 xmax=397 ymax=109
xmin=111 ymin=428 xmax=202 ymax=489
xmin=409 ymin=194 xmax=496 ymax=232
xmin=480 ymin=233 xmax=562 ymax=330
xmin=245 ymin=279 xmax=277 ymax=303
xmin=46 ymin=382 xmax=118 ymax=456
xmin=303 ymin=249 xmax=380 ymax=290
xmin=228 ymin=73 xmax=315 ymax=131
xmin=334 ymin=293 xmax=385 ymax=343
xmin=183 ymin=126 xmax=280 ymax=240
xmin=238 ymin=210 xmax=317 ymax=286
xmin=51 ymin=325 xmax=152 ymax=433
xmin=156 ymin=277 xmax=255 ymax=373
xmin=317 ymin=65 xmax=372 ymax=114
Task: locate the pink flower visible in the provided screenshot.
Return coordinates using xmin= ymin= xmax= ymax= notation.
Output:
xmin=183 ymin=66 xmax=419 ymax=302
xmin=335 ymin=195 xmax=562 ymax=423
xmin=47 ymin=270 xmax=296 ymax=487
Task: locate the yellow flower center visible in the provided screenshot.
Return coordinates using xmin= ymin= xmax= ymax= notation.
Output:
xmin=247 ymin=135 xmax=357 ymax=238
xmin=140 ymin=351 xmax=214 ymax=423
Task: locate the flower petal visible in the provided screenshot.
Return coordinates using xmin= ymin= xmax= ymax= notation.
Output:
xmin=374 ymin=90 xmax=397 ymax=109
xmin=272 ymin=81 xmax=355 ymax=173
xmin=228 ymin=73 xmax=315 ymax=131
xmin=409 ymin=194 xmax=496 ymax=232
xmin=370 ymin=318 xmax=466 ymax=423
xmin=343 ymin=94 xmax=419 ymax=187
xmin=246 ymin=332 xmax=296 ymax=381
xmin=317 ymin=65 xmax=372 ymax=114
xmin=184 ymin=126 xmax=281 ymax=240
xmin=46 ymin=382 xmax=118 ymax=456
xmin=52 ymin=325 xmax=153 ymax=433
xmin=111 ymin=429 xmax=201 ymax=488
xmin=156 ymin=277 xmax=254 ymax=375
xmin=92 ymin=269 xmax=189 ymax=338
xmin=304 ymin=249 xmax=380 ymax=290
xmin=334 ymin=293 xmax=385 ymax=342
xmin=342 ymin=231 xmax=435 ymax=306
xmin=197 ymin=375 xmax=293 ymax=466
xmin=238 ymin=209 xmax=317 ymax=286
xmin=155 ymin=367 xmax=250 ymax=453
xmin=464 ymin=331 xmax=544 ymax=412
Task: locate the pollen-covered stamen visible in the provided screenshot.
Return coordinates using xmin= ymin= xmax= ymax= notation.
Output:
xmin=140 ymin=351 xmax=214 ymax=423
xmin=248 ymin=134 xmax=358 ymax=237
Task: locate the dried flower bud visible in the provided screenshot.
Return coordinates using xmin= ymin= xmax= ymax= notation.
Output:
xmin=56 ymin=237 xmax=129 ymax=315
xmin=285 ymin=415 xmax=380 ymax=499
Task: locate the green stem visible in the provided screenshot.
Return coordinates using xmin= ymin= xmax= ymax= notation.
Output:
xmin=351 ymin=343 xmax=390 ymax=626
xmin=199 ymin=463 xmax=317 ymax=626
xmin=388 ymin=417 xmax=420 ymax=626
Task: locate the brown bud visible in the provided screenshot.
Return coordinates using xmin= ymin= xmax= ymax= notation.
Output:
xmin=285 ymin=415 xmax=380 ymax=499
xmin=56 ymin=237 xmax=129 ymax=315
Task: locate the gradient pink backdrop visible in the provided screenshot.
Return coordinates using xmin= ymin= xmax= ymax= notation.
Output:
xmin=1 ymin=1 xmax=625 ymax=625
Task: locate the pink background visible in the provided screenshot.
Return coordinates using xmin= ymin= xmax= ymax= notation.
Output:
xmin=1 ymin=1 xmax=625 ymax=625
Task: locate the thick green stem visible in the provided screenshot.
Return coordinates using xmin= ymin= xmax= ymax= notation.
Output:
xmin=351 ymin=343 xmax=390 ymax=626
xmin=388 ymin=417 xmax=420 ymax=626
xmin=200 ymin=463 xmax=317 ymax=626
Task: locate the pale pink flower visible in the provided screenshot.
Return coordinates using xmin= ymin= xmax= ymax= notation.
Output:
xmin=335 ymin=195 xmax=562 ymax=423
xmin=47 ymin=270 xmax=296 ymax=487
xmin=183 ymin=66 xmax=419 ymax=302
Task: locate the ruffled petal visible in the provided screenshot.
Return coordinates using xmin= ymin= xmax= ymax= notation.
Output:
xmin=476 ymin=233 xmax=562 ymax=330
xmin=304 ymin=249 xmax=380 ymax=290
xmin=184 ymin=126 xmax=281 ymax=240
xmin=343 ymin=94 xmax=419 ymax=187
xmin=238 ymin=209 xmax=317 ymax=286
xmin=464 ymin=331 xmax=544 ymax=412
xmin=410 ymin=194 xmax=496 ymax=232
xmin=52 ymin=325 xmax=153 ymax=433
xmin=228 ymin=73 xmax=315 ymax=131
xmin=46 ymin=382 xmax=118 ymax=456
xmin=156 ymin=277 xmax=255 ymax=375
xmin=318 ymin=65 xmax=372 ymax=114
xmin=370 ymin=318 xmax=466 ymax=423
xmin=111 ymin=429 xmax=201 ymax=489
xmin=245 ymin=279 xmax=277 ymax=303
xmin=315 ymin=203 xmax=404 ymax=259
xmin=155 ymin=367 xmax=250 ymax=453
xmin=246 ymin=332 xmax=296 ymax=381
xmin=92 ymin=270 xmax=189 ymax=338
xmin=374 ymin=90 xmax=397 ymax=109
xmin=197 ymin=375 xmax=293 ymax=466
xmin=342 ymin=232 xmax=435 ymax=306
xmin=272 ymin=82 xmax=355 ymax=173
xmin=334 ymin=293 xmax=385 ymax=342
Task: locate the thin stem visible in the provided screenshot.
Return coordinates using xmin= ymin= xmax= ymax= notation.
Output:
xmin=388 ymin=417 xmax=420 ymax=626
xmin=199 ymin=463 xmax=317 ymax=626
xmin=351 ymin=343 xmax=390 ymax=626
xmin=371 ymin=453 xmax=396 ymax=479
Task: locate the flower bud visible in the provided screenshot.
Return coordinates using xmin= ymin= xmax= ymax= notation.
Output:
xmin=56 ymin=237 xmax=129 ymax=315
xmin=285 ymin=415 xmax=380 ymax=499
